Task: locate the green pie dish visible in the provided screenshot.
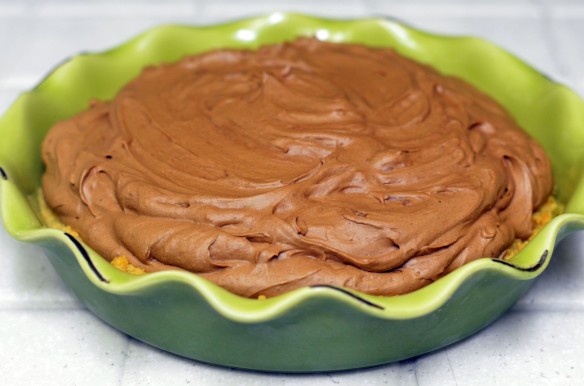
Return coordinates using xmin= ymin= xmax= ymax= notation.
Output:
xmin=2 ymin=13 xmax=584 ymax=372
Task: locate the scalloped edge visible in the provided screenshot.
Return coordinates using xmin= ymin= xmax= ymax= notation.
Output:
xmin=5 ymin=195 xmax=584 ymax=322
xmin=2 ymin=13 xmax=584 ymax=324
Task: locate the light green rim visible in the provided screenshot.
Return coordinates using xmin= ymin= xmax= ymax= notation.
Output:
xmin=1 ymin=13 xmax=584 ymax=323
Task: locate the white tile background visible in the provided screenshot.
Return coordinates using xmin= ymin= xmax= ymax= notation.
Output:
xmin=2 ymin=0 xmax=584 ymax=385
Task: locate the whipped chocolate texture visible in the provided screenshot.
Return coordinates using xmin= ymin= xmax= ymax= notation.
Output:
xmin=42 ymin=38 xmax=553 ymax=297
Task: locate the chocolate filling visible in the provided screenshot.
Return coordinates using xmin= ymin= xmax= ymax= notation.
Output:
xmin=41 ymin=38 xmax=553 ymax=297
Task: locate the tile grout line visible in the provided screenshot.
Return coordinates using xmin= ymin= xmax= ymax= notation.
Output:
xmin=0 ymin=305 xmax=86 ymax=311
xmin=446 ymin=351 xmax=459 ymax=386
xmin=0 ymin=2 xmax=549 ymax=20
xmin=116 ymin=337 xmax=132 ymax=386
xmin=18 ymin=1 xmax=198 ymax=20
xmin=535 ymin=0 xmax=568 ymax=76
xmin=412 ymin=357 xmax=421 ymax=386
xmin=343 ymin=2 xmax=542 ymax=18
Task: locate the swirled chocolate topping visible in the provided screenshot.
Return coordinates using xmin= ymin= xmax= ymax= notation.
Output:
xmin=42 ymin=38 xmax=553 ymax=297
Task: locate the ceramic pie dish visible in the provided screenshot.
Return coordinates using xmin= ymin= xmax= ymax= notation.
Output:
xmin=1 ymin=13 xmax=584 ymax=372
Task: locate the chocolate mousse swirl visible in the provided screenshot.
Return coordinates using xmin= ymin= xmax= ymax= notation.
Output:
xmin=42 ymin=38 xmax=553 ymax=297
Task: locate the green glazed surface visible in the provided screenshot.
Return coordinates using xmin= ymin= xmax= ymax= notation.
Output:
xmin=2 ymin=13 xmax=584 ymax=372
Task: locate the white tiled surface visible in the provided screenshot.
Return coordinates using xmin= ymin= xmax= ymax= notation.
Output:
xmin=1 ymin=1 xmax=584 ymax=385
